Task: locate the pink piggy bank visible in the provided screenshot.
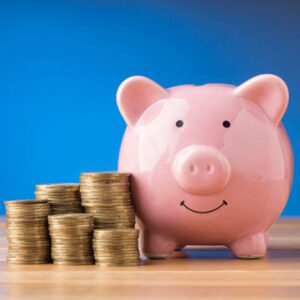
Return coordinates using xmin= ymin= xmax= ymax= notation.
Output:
xmin=117 ymin=74 xmax=293 ymax=259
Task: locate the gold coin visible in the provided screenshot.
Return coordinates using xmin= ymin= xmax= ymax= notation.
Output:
xmin=9 ymin=246 xmax=50 ymax=252
xmin=81 ymin=180 xmax=129 ymax=186
xmin=8 ymin=240 xmax=50 ymax=247
xmin=80 ymin=173 xmax=129 ymax=179
xmin=52 ymin=254 xmax=93 ymax=260
xmin=80 ymin=192 xmax=131 ymax=198
xmin=92 ymin=214 xmax=135 ymax=219
xmin=8 ymin=251 xmax=50 ymax=257
xmin=92 ymin=207 xmax=135 ymax=212
xmin=8 ymin=252 xmax=50 ymax=257
xmin=50 ymin=207 xmax=83 ymax=212
xmin=92 ymin=219 xmax=135 ymax=224
xmin=6 ymin=228 xmax=49 ymax=235
xmin=49 ymin=222 xmax=93 ymax=228
xmin=35 ymin=190 xmax=80 ymax=195
xmin=5 ymin=200 xmax=51 ymax=218
xmin=6 ymin=216 xmax=48 ymax=222
xmin=95 ymin=258 xmax=140 ymax=263
xmin=49 ymin=231 xmax=93 ymax=238
xmin=82 ymin=199 xmax=132 ymax=204
xmin=6 ymin=221 xmax=48 ymax=228
xmin=80 ymin=186 xmax=130 ymax=192
xmin=98 ymin=258 xmax=140 ymax=262
xmin=36 ymin=197 xmax=81 ymax=201
xmin=94 ymin=225 xmax=134 ymax=230
xmin=7 ymin=256 xmax=51 ymax=262
xmin=80 ymin=172 xmax=130 ymax=178
xmin=51 ymin=250 xmax=92 ymax=256
xmin=84 ymin=206 xmax=132 ymax=213
xmin=93 ymin=243 xmax=138 ymax=249
xmin=93 ymin=253 xmax=140 ymax=258
xmin=51 ymin=250 xmax=93 ymax=256
xmin=35 ymin=197 xmax=80 ymax=201
xmin=49 ymin=223 xmax=93 ymax=229
xmin=6 ymin=258 xmax=51 ymax=264
xmin=94 ymin=220 xmax=135 ymax=224
xmin=95 ymin=262 xmax=140 ymax=266
xmin=48 ymin=213 xmax=93 ymax=222
xmin=51 ymin=244 xmax=92 ymax=250
xmin=36 ymin=183 xmax=80 ymax=190
xmin=39 ymin=196 xmax=81 ymax=200
xmin=52 ymin=254 xmax=93 ymax=259
xmin=80 ymin=184 xmax=130 ymax=190
xmin=93 ymin=212 xmax=135 ymax=216
xmin=49 ymin=204 xmax=83 ymax=210
xmin=50 ymin=233 xmax=92 ymax=239
xmin=50 ymin=208 xmax=84 ymax=214
xmin=83 ymin=197 xmax=132 ymax=201
xmin=4 ymin=199 xmax=48 ymax=205
xmin=94 ymin=220 xmax=135 ymax=225
xmin=7 ymin=232 xmax=50 ymax=238
xmin=94 ymin=251 xmax=139 ymax=255
xmin=93 ymin=249 xmax=138 ymax=254
xmin=93 ymin=216 xmax=135 ymax=221
xmin=47 ymin=199 xmax=81 ymax=202
xmin=93 ymin=217 xmax=135 ymax=222
xmin=94 ymin=228 xmax=138 ymax=236
xmin=53 ymin=260 xmax=94 ymax=265
xmin=83 ymin=207 xmax=134 ymax=212
xmin=82 ymin=203 xmax=132 ymax=208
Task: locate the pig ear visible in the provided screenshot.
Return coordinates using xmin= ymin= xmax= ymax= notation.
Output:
xmin=117 ymin=76 xmax=168 ymax=127
xmin=233 ymin=74 xmax=289 ymax=126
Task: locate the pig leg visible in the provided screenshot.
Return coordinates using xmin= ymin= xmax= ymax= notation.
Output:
xmin=141 ymin=229 xmax=177 ymax=259
xmin=229 ymin=231 xmax=268 ymax=259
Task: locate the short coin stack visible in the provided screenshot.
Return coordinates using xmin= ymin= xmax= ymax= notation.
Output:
xmin=80 ymin=172 xmax=135 ymax=229
xmin=35 ymin=184 xmax=83 ymax=215
xmin=93 ymin=228 xmax=140 ymax=266
xmin=48 ymin=213 xmax=94 ymax=265
xmin=5 ymin=200 xmax=51 ymax=264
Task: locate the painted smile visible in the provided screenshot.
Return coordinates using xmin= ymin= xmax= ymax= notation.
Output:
xmin=180 ymin=200 xmax=227 ymax=214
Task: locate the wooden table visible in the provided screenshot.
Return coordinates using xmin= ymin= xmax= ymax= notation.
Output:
xmin=0 ymin=217 xmax=300 ymax=299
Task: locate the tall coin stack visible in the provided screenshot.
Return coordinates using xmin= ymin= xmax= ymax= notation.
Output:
xmin=5 ymin=200 xmax=51 ymax=264
xmin=93 ymin=228 xmax=140 ymax=266
xmin=35 ymin=184 xmax=83 ymax=215
xmin=80 ymin=172 xmax=135 ymax=229
xmin=48 ymin=213 xmax=94 ymax=265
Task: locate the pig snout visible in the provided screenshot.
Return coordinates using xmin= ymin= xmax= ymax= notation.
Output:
xmin=173 ymin=145 xmax=231 ymax=195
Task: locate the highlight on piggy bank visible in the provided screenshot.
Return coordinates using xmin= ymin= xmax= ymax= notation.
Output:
xmin=117 ymin=74 xmax=293 ymax=259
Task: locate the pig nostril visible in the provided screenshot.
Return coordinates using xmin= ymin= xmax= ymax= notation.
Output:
xmin=206 ymin=164 xmax=213 ymax=173
xmin=190 ymin=165 xmax=197 ymax=173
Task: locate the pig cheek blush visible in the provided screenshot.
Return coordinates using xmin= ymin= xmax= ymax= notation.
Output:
xmin=117 ymin=74 xmax=293 ymax=259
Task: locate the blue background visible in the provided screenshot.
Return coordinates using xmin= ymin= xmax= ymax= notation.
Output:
xmin=0 ymin=0 xmax=299 ymax=216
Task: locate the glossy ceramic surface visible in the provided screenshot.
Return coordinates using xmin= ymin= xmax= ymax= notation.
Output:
xmin=117 ymin=74 xmax=293 ymax=258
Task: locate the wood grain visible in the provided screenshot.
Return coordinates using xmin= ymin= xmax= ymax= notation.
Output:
xmin=0 ymin=218 xmax=299 ymax=299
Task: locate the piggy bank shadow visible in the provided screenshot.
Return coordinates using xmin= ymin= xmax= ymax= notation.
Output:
xmin=173 ymin=247 xmax=235 ymax=259
xmin=170 ymin=247 xmax=300 ymax=260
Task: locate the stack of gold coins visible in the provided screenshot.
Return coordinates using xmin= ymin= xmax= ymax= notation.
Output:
xmin=48 ymin=213 xmax=94 ymax=265
xmin=5 ymin=200 xmax=51 ymax=264
xmin=35 ymin=184 xmax=83 ymax=215
xmin=93 ymin=228 xmax=140 ymax=266
xmin=80 ymin=172 xmax=135 ymax=229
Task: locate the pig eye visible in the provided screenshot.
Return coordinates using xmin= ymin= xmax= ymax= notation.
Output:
xmin=176 ymin=120 xmax=184 ymax=128
xmin=223 ymin=120 xmax=231 ymax=128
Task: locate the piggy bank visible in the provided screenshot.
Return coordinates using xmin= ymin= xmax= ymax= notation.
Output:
xmin=117 ymin=74 xmax=293 ymax=259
